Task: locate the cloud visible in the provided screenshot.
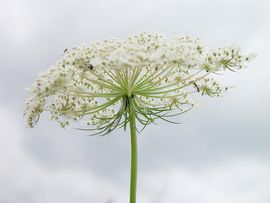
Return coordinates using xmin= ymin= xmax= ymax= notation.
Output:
xmin=0 ymin=0 xmax=37 ymax=45
xmin=140 ymin=158 xmax=270 ymax=203
xmin=0 ymin=106 xmax=127 ymax=203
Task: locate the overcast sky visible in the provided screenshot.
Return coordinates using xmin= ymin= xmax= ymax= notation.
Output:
xmin=0 ymin=0 xmax=270 ymax=202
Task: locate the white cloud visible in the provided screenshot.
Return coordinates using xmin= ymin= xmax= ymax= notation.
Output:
xmin=0 ymin=0 xmax=37 ymax=45
xmin=0 ymin=107 xmax=127 ymax=203
xmin=140 ymin=158 xmax=270 ymax=203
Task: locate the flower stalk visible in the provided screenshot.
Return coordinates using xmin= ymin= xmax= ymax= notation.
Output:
xmin=128 ymin=100 xmax=138 ymax=203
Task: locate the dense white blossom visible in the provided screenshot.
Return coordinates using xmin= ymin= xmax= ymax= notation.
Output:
xmin=24 ymin=33 xmax=254 ymax=134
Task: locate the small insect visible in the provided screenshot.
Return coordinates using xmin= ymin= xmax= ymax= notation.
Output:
xmin=87 ymin=63 xmax=94 ymax=70
xmin=193 ymin=82 xmax=200 ymax=92
xmin=63 ymin=48 xmax=68 ymax=53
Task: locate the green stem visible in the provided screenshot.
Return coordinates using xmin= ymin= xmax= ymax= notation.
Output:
xmin=129 ymin=104 xmax=137 ymax=203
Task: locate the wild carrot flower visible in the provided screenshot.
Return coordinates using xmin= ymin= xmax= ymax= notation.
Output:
xmin=24 ymin=33 xmax=254 ymax=203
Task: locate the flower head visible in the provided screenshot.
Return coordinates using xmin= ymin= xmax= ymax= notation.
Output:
xmin=24 ymin=33 xmax=255 ymax=135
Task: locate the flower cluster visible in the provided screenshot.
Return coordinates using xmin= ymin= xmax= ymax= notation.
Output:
xmin=24 ymin=33 xmax=254 ymax=134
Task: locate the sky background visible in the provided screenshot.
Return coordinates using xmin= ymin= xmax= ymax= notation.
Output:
xmin=0 ymin=0 xmax=270 ymax=202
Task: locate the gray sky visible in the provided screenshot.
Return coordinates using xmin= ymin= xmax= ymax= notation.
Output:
xmin=0 ymin=0 xmax=270 ymax=202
